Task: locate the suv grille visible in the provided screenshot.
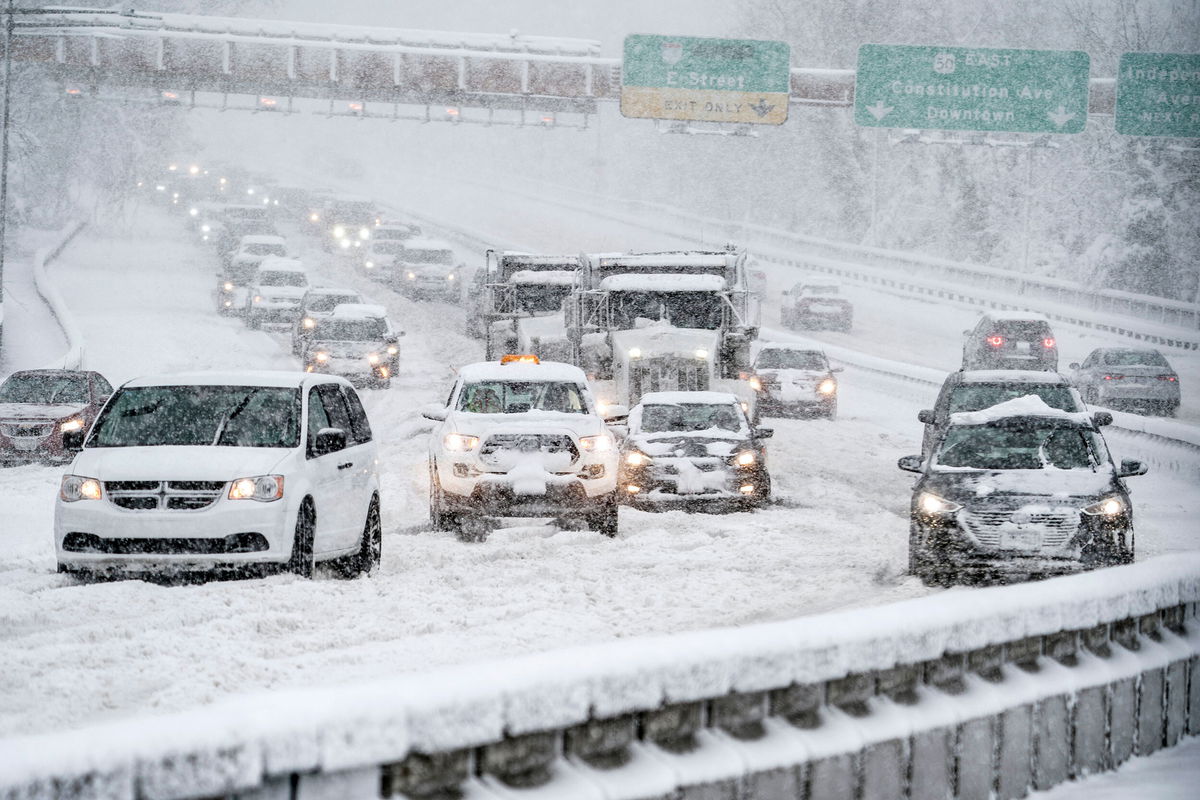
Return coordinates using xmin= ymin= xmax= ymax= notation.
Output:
xmin=1 ymin=422 xmax=53 ymax=438
xmin=961 ymin=509 xmax=1079 ymax=549
xmin=104 ymin=480 xmax=226 ymax=512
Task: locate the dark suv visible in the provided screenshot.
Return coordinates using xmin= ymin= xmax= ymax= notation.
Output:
xmin=962 ymin=313 xmax=1058 ymax=371
xmin=917 ymin=370 xmax=1103 ymax=457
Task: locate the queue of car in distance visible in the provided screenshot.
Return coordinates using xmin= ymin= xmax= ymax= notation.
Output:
xmin=54 ymin=372 xmax=381 ymax=580
xmin=1069 ymin=347 xmax=1181 ymax=416
xmin=781 ymin=280 xmax=853 ymax=332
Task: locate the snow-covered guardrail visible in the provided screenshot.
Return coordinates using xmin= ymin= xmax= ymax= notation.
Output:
xmin=1 ymin=556 xmax=1198 ymax=800
xmin=32 ymin=221 xmax=88 ymax=371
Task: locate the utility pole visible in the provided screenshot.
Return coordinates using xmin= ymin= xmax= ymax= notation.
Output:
xmin=0 ymin=0 xmax=14 ymax=332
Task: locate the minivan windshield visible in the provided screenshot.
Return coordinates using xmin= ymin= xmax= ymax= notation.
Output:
xmin=89 ymin=386 xmax=300 ymax=448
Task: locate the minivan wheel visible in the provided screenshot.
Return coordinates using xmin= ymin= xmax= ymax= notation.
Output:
xmin=287 ymin=500 xmax=316 ymax=578
xmin=345 ymin=497 xmax=381 ymax=577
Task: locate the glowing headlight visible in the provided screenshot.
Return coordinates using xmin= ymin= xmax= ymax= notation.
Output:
xmin=386 ymin=345 xmax=399 ymax=355
xmin=223 ymin=281 xmax=234 ymax=291
xmin=818 ymin=378 xmax=837 ymax=395
xmin=1082 ymin=496 xmax=1125 ymax=517
xmin=59 ymin=418 xmax=85 ymax=433
xmin=447 ymin=273 xmax=456 ymax=281
xmin=302 ymin=317 xmax=316 ymax=329
xmin=365 ymin=260 xmax=375 ymax=269
xmin=246 ymin=188 xmax=255 ymax=196
xmin=253 ymin=295 xmax=263 ymax=304
xmin=228 ymin=475 xmax=284 ymax=502
xmin=695 ymin=349 xmax=709 ymax=360
xmin=579 ymin=434 xmax=613 ymax=453
xmin=367 ymin=353 xmax=381 ymax=365
xmin=314 ymin=351 xmax=329 ymax=363
xmin=625 ymin=450 xmax=651 ymax=467
xmin=60 ymin=475 xmax=102 ymax=502
xmin=628 ymin=347 xmax=642 ymax=359
xmin=155 ymin=184 xmax=166 ymax=191
xmin=201 ymin=224 xmax=211 ymax=232
xmin=748 ymin=376 xmax=763 ymax=391
xmin=309 ymin=212 xmax=319 ymax=222
xmin=919 ymin=492 xmax=962 ymax=515
xmin=188 ymin=207 xmax=198 ymax=217
xmin=358 ymin=227 xmax=370 ymax=240
xmin=735 ymin=450 xmax=756 ymax=466
xmin=333 ymin=225 xmax=346 ymax=238
xmin=443 ymin=433 xmax=480 ymax=452
xmin=407 ymin=271 xmax=416 ymax=280
xmin=340 ymin=239 xmax=351 ymax=249
xmin=188 ymin=165 xmax=200 ymax=175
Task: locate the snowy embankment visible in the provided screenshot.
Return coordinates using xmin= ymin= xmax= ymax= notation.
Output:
xmin=0 ymin=222 xmax=80 ymax=374
xmin=1 ymin=554 xmax=1197 ymax=798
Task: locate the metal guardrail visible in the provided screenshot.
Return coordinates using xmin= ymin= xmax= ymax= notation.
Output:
xmin=1 ymin=556 xmax=1197 ymax=800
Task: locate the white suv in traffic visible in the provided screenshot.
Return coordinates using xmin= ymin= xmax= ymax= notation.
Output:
xmin=423 ymin=356 xmax=620 ymax=538
xmin=54 ymin=372 xmax=380 ymax=580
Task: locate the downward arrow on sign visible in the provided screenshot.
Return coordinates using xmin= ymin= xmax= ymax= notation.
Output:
xmin=1047 ymin=105 xmax=1077 ymax=127
xmin=866 ymin=100 xmax=893 ymax=121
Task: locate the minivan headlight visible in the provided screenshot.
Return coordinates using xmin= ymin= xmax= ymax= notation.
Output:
xmin=1082 ymin=496 xmax=1124 ymax=517
xmin=60 ymin=475 xmax=102 ymax=502
xmin=918 ymin=492 xmax=961 ymax=515
xmin=228 ymin=475 xmax=284 ymax=502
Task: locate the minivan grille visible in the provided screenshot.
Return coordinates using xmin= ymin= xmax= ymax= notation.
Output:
xmin=104 ymin=480 xmax=226 ymax=511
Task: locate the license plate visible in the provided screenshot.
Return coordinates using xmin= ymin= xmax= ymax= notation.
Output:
xmin=999 ymin=527 xmax=1041 ymax=550
xmin=1016 ymin=341 xmax=1031 ymax=353
xmin=12 ymin=438 xmax=42 ymax=451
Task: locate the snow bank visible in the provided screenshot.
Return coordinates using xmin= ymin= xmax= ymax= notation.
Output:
xmin=32 ymin=221 xmax=88 ymax=371
xmin=2 ymin=554 xmax=1196 ymax=790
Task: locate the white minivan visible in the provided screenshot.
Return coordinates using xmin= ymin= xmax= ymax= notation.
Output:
xmin=54 ymin=372 xmax=380 ymax=580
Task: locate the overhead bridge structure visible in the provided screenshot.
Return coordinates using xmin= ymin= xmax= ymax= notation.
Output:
xmin=8 ymin=7 xmax=1118 ymax=120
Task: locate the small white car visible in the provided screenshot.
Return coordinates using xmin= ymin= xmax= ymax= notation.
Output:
xmin=423 ymin=356 xmax=620 ymax=539
xmin=54 ymin=372 xmax=381 ymax=580
xmin=226 ymin=234 xmax=288 ymax=269
xmin=246 ymin=257 xmax=310 ymax=328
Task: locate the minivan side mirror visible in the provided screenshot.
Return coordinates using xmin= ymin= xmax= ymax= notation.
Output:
xmin=917 ymin=409 xmax=935 ymax=425
xmin=1117 ymin=459 xmax=1147 ymax=478
xmin=313 ymin=427 xmax=346 ymax=457
xmin=897 ymin=454 xmax=924 ymax=473
xmin=1092 ymin=411 xmax=1113 ymax=427
xmin=421 ymin=403 xmax=448 ymax=422
xmin=62 ymin=430 xmax=85 ymax=453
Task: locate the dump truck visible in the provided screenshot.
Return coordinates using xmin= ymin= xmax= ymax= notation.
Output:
xmin=469 ymin=251 xmax=585 ymax=361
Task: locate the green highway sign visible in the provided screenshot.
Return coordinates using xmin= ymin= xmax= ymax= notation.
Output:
xmin=621 ymin=34 xmax=791 ymax=125
xmin=1116 ymin=53 xmax=1200 ymax=137
xmin=855 ymin=44 xmax=1090 ymax=134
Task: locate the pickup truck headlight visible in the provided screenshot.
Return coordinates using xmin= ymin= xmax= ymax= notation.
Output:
xmin=625 ymin=450 xmax=651 ymax=467
xmin=918 ymin=492 xmax=961 ymax=515
xmin=229 ymin=475 xmax=284 ymax=502
xmin=444 ymin=433 xmax=480 ymax=452
xmin=1082 ymin=496 xmax=1124 ymax=517
xmin=386 ymin=345 xmax=399 ymax=355
xmin=579 ymin=434 xmax=613 ymax=453
xmin=733 ymin=450 xmax=756 ymax=466
xmin=60 ymin=475 xmax=102 ymax=502
xmin=367 ymin=353 xmax=381 ymax=365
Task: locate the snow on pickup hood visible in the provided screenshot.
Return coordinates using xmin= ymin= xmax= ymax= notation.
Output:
xmin=0 ymin=402 xmax=86 ymax=421
xmin=611 ymin=326 xmax=720 ymax=361
xmin=449 ymin=410 xmax=602 ymax=440
xmin=70 ymin=445 xmax=292 ymax=481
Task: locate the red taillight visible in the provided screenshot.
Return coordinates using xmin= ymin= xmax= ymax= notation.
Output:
xmin=1103 ymin=374 xmax=1124 ymax=381
xmin=1042 ymin=337 xmax=1056 ymax=348
xmin=1159 ymin=375 xmax=1177 ymax=382
xmin=986 ymin=335 xmax=1005 ymax=348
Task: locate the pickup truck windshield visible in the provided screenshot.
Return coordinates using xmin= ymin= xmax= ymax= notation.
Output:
xmin=89 ymin=386 xmax=301 ymax=448
xmin=457 ymin=381 xmax=586 ymax=414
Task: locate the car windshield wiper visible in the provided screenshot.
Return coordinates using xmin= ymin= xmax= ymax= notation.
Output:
xmin=213 ymin=392 xmax=256 ymax=446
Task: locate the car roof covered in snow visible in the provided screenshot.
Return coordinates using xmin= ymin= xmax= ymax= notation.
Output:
xmin=331 ymin=303 xmax=388 ymax=319
xmin=595 ymin=252 xmax=733 ymax=269
xmin=637 ymin=391 xmax=742 ymax=407
xmin=957 ymin=370 xmax=1072 ymax=385
xmin=600 ymin=274 xmax=727 ymax=292
xmin=238 ymin=235 xmax=286 ymax=245
xmin=122 ymin=371 xmax=343 ymax=390
xmin=305 ymin=286 xmax=361 ymax=298
xmin=981 ymin=310 xmax=1051 ymax=323
xmin=949 ymin=395 xmax=1094 ymax=426
xmin=457 ymin=360 xmax=588 ymax=384
xmin=257 ymin=257 xmax=306 ymax=272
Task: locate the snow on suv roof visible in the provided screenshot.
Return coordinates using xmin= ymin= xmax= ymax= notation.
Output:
xmin=982 ymin=310 xmax=1051 ymax=323
xmin=637 ymin=391 xmax=741 ymax=406
xmin=949 ymin=395 xmax=1093 ymax=426
xmin=123 ymin=371 xmax=342 ymax=389
xmin=600 ymin=274 xmax=727 ymax=292
xmin=458 ymin=360 xmax=587 ymax=384
xmin=958 ymin=370 xmax=1071 ymax=384
xmin=257 ymin=257 xmax=306 ymax=273
xmin=332 ymin=303 xmax=388 ymax=319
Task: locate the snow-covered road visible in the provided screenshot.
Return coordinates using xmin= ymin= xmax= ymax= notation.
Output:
xmin=1 ymin=164 xmax=1197 ymax=739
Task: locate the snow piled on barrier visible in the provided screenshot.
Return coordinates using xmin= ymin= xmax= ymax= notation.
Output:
xmin=1 ymin=554 xmax=1197 ymax=791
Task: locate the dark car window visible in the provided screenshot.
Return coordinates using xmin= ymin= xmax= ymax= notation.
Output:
xmin=0 ymin=373 xmax=89 ymax=405
xmin=258 ymin=271 xmax=308 ymax=288
xmin=936 ymin=425 xmax=1096 ymax=470
xmin=244 ymin=243 xmax=286 ymax=256
xmin=755 ymin=350 xmax=827 ymax=370
xmin=306 ymin=294 xmax=360 ymax=313
xmin=316 ymin=384 xmax=354 ymax=435
xmin=400 ymin=249 xmax=454 ymax=265
xmin=90 ymin=386 xmax=300 ymax=448
xmin=91 ymin=374 xmax=113 ymax=398
xmin=991 ymin=320 xmax=1052 ymax=338
xmin=341 ymin=386 xmax=373 ymax=445
xmin=457 ymin=381 xmax=585 ymax=414
xmin=640 ymin=403 xmax=744 ymax=433
xmin=947 ymin=385 xmax=1077 ymax=415
xmin=306 ymin=386 xmax=341 ymax=457
xmin=313 ymin=318 xmax=387 ymax=341
xmin=1102 ymin=350 xmax=1168 ymax=367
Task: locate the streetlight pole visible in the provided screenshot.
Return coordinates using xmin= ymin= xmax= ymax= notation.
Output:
xmin=0 ymin=0 xmax=15 ymax=330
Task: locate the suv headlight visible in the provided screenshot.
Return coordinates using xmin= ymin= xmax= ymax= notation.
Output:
xmin=818 ymin=378 xmax=837 ymax=395
xmin=386 ymin=345 xmax=399 ymax=355
xmin=59 ymin=418 xmax=85 ymax=433
xmin=60 ymin=475 xmax=102 ymax=502
xmin=733 ymin=450 xmax=756 ymax=467
xmin=918 ymin=492 xmax=961 ymax=515
xmin=579 ymin=434 xmax=613 ymax=453
xmin=367 ymin=353 xmax=381 ymax=365
xmin=1082 ymin=496 xmax=1124 ymax=517
xmin=333 ymin=225 xmax=346 ymax=238
xmin=748 ymin=376 xmax=763 ymax=391
xmin=444 ymin=433 xmax=480 ymax=452
xmin=229 ymin=475 xmax=284 ymax=502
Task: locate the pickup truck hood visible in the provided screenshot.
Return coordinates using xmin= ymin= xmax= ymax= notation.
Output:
xmin=448 ymin=410 xmax=602 ymax=439
xmin=611 ymin=327 xmax=720 ymax=360
xmin=0 ymin=402 xmax=87 ymax=422
xmin=70 ymin=446 xmax=293 ymax=481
